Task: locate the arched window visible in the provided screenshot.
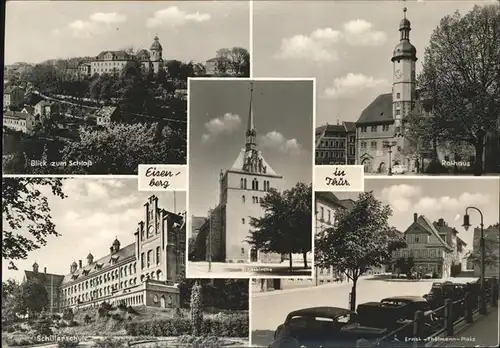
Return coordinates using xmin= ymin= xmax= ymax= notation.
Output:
xmin=141 ymin=253 xmax=145 ymax=269
xmin=242 ymin=195 xmax=245 ymax=203
xmin=240 ymin=178 xmax=244 ymax=188
xmin=156 ymin=246 xmax=161 ymax=265
xmin=244 ymin=179 xmax=247 ymax=189
xmin=242 ymin=218 xmax=245 ymax=224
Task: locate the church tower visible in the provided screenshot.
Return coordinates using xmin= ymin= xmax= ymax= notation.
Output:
xmin=217 ymin=81 xmax=283 ymax=263
xmin=150 ymin=35 xmax=163 ymax=74
xmin=391 ymin=4 xmax=417 ymax=136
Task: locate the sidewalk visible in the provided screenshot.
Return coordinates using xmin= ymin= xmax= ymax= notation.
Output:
xmin=436 ymin=306 xmax=499 ymax=347
xmin=251 ymin=275 xmax=376 ymax=298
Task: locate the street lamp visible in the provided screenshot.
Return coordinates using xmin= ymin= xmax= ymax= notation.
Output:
xmin=462 ymin=206 xmax=487 ymax=315
xmin=208 ymin=208 xmax=212 ymax=273
xmin=383 ymin=140 xmax=397 ymax=175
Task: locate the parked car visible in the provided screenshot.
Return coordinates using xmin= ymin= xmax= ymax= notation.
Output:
xmin=273 ymin=306 xmax=386 ymax=347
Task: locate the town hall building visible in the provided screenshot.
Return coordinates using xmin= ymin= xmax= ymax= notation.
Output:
xmin=194 ymin=82 xmax=285 ymax=263
xmin=357 ymin=7 xmax=418 ymax=174
xmin=24 ymin=195 xmax=186 ymax=312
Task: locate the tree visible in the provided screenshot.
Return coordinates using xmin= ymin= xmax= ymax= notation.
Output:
xmin=190 ymin=281 xmax=203 ymax=337
xmin=468 ymin=237 xmax=500 ymax=268
xmin=60 ymin=122 xmax=186 ymax=174
xmin=22 ymin=278 xmax=49 ymax=317
xmin=2 ymin=178 xmax=66 ymax=270
xmin=2 ymin=279 xmax=27 ymax=323
xmin=315 ymin=191 xmax=403 ymax=311
xmin=412 ymin=4 xmax=500 ymax=175
xmin=213 ymin=47 xmax=250 ymax=77
xmin=165 ymin=60 xmax=183 ymax=80
xmin=247 ymin=182 xmax=312 ymax=270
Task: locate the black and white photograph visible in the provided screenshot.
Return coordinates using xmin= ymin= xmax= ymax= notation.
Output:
xmin=1 ymin=177 xmax=250 ymax=347
xmin=251 ymin=178 xmax=500 ymax=347
xmin=2 ymin=1 xmax=250 ymax=175
xmin=253 ymin=0 xmax=500 ymax=176
xmin=187 ymin=78 xmax=314 ymax=278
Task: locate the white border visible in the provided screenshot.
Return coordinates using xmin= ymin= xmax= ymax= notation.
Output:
xmin=311 ymin=76 xmax=317 ymax=284
xmin=248 ymin=278 xmax=253 ymax=347
xmin=366 ymin=176 xmax=500 ymax=180
xmin=185 ymin=77 xmax=316 ymax=280
xmin=249 ymin=0 xmax=254 ymax=78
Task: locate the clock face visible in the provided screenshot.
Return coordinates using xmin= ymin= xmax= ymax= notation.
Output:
xmin=395 ymin=69 xmax=402 ymax=79
xmin=148 ymin=225 xmax=153 ymax=235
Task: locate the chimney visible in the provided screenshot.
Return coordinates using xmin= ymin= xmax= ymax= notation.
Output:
xmin=44 ymin=267 xmax=47 ymax=273
xmin=413 ymin=213 xmax=418 ymax=222
xmin=78 ymin=260 xmax=82 ymax=269
xmin=337 ymin=119 xmax=340 ymax=125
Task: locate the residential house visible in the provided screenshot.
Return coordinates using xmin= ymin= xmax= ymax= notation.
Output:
xmin=204 ymin=58 xmax=218 ymax=76
xmin=34 ymin=100 xmax=60 ymax=119
xmin=392 ymin=213 xmax=459 ymax=278
xmin=433 ymin=218 xmax=468 ymax=274
xmin=314 ymin=192 xmax=348 ymax=284
xmin=316 ymin=122 xmax=356 ymax=165
xmin=78 ymin=63 xmax=92 ymax=76
xmin=3 ymin=111 xmax=29 ymax=132
xmin=3 ymin=86 xmax=25 ymax=110
xmin=95 ymin=106 xmax=119 ymax=126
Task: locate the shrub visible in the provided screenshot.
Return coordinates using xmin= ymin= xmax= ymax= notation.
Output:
xmin=33 ymin=320 xmax=53 ymax=336
xmin=100 ymin=302 xmax=113 ymax=311
xmin=125 ymin=313 xmax=249 ymax=338
xmin=84 ymin=314 xmax=92 ymax=324
xmin=98 ymin=307 xmax=108 ymax=318
xmin=68 ymin=321 xmax=79 ymax=327
xmin=92 ymin=337 xmax=128 ymax=348
xmin=117 ymin=302 xmax=127 ymax=311
xmin=111 ymin=313 xmax=123 ymax=321
xmin=6 ymin=326 xmax=16 ymax=333
xmin=126 ymin=305 xmax=137 ymax=314
xmin=57 ymin=338 xmax=80 ymax=348
xmin=62 ymin=308 xmax=74 ymax=321
xmin=173 ymin=307 xmax=183 ymax=320
xmin=52 ymin=314 xmax=62 ymax=320
xmin=426 ymin=160 xmax=449 ymax=174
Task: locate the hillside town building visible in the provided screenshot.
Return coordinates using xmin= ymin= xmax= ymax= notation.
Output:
xmin=23 ymin=195 xmax=186 ymax=313
xmin=3 ymin=86 xmax=25 ymax=110
xmin=90 ymin=36 xmax=164 ymax=76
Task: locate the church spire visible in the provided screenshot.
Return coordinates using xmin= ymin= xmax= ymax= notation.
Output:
xmin=245 ymin=81 xmax=256 ymax=152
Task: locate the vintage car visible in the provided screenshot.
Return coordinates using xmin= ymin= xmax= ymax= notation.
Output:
xmin=273 ymin=306 xmax=387 ymax=347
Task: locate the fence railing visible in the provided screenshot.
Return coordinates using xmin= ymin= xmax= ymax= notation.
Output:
xmin=357 ymin=283 xmax=499 ymax=347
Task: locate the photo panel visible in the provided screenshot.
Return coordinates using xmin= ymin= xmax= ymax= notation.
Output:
xmin=2 ymin=176 xmax=250 ymax=347
xmin=251 ymin=177 xmax=500 ymax=347
xmin=253 ymin=0 xmax=500 ymax=176
xmin=3 ymin=0 xmax=250 ymax=175
xmin=187 ymin=78 xmax=315 ymax=279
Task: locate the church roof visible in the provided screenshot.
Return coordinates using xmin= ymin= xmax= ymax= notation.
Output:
xmin=96 ymin=51 xmax=131 ymax=60
xmin=150 ymin=36 xmax=162 ymax=51
xmin=229 ymin=148 xmax=279 ymax=176
xmin=356 ymin=93 xmax=394 ymax=125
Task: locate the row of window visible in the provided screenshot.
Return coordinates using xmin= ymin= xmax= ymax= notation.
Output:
xmin=239 ymin=178 xmax=271 ymax=191
xmin=393 ymin=248 xmax=443 ymax=258
xmin=316 ymin=149 xmax=354 ymax=159
xmin=443 ymin=155 xmax=476 ymax=163
xmin=140 ymin=247 xmax=162 ymax=270
xmin=63 ymin=278 xmax=140 ymax=306
xmin=360 ymin=141 xmax=401 ymax=151
xmin=242 ymin=195 xmax=263 ymax=204
xmin=64 ymin=263 xmax=138 ymax=296
xmin=359 ymin=125 xmax=391 ymax=133
xmin=317 ymin=206 xmax=335 ymax=225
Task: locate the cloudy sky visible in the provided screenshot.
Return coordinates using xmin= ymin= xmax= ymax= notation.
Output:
xmin=2 ymin=178 xmax=186 ymax=282
xmin=335 ymin=178 xmax=500 ymax=248
xmin=4 ymin=0 xmax=249 ymax=65
xmin=253 ymin=0 xmax=495 ymax=126
xmin=189 ymin=79 xmax=314 ymax=216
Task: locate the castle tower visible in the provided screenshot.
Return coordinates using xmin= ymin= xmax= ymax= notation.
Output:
xmin=149 ymin=35 xmax=163 ymax=74
xmin=32 ymin=261 xmax=39 ymax=273
xmin=391 ymin=4 xmax=417 ymax=137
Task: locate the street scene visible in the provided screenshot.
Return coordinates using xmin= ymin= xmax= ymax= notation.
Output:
xmin=1 ymin=178 xmax=249 ymax=347
xmin=251 ymin=178 xmax=500 ymax=347
xmin=187 ymin=79 xmax=314 ymax=278
xmin=254 ymin=0 xmax=500 ymax=175
xmin=3 ymin=1 xmax=250 ymax=174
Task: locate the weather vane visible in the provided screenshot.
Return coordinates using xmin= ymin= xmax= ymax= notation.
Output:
xmin=403 ymin=0 xmax=407 ymax=18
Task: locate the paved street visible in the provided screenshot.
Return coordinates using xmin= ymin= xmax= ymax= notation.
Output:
xmin=251 ymin=277 xmax=436 ymax=346
xmin=440 ymin=306 xmax=499 ymax=347
xmin=187 ymin=261 xmax=312 ymax=278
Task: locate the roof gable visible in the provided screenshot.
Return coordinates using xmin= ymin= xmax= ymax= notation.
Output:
xmin=417 ymin=216 xmax=453 ymax=251
xmin=229 ymin=148 xmax=278 ymax=176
